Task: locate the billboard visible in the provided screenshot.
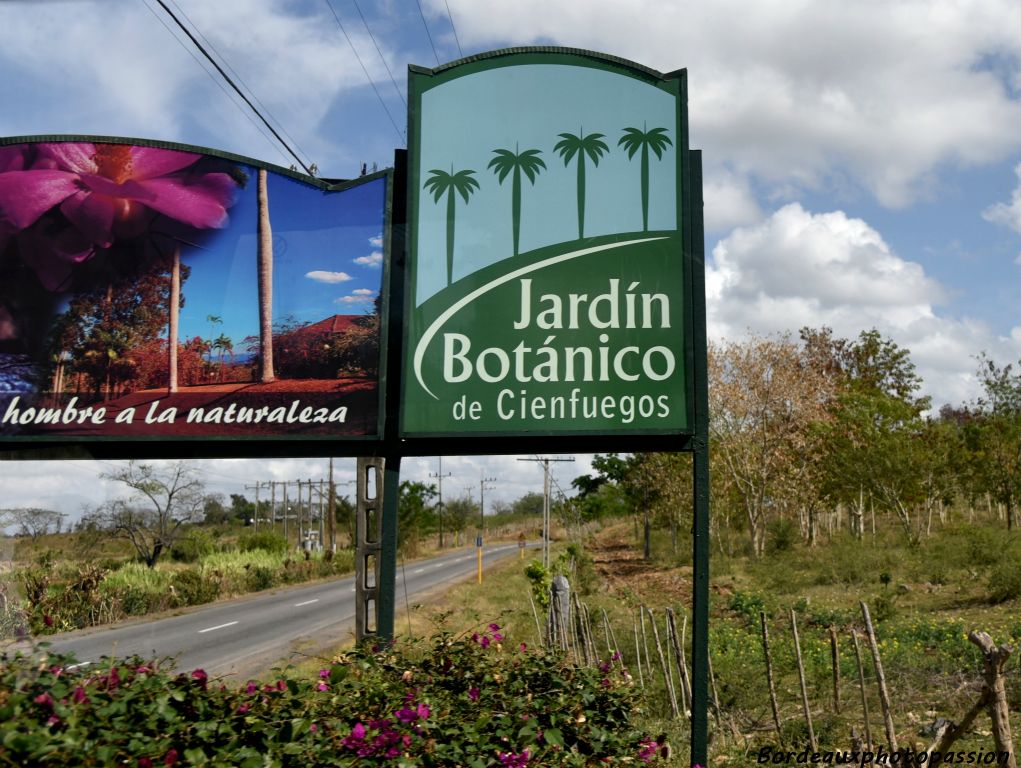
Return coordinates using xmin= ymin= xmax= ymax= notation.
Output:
xmin=0 ymin=139 xmax=389 ymax=442
xmin=401 ymin=50 xmax=691 ymax=438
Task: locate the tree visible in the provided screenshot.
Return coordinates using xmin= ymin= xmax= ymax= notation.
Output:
xmin=202 ymin=494 xmax=229 ymax=525
xmin=488 ymin=144 xmax=546 ymax=256
xmin=511 ymin=492 xmax=545 ymax=518
xmin=968 ymin=355 xmax=1021 ymax=529
xmin=97 ymin=461 xmax=205 ymax=567
xmin=213 ymin=333 xmax=233 ymax=381
xmin=0 ymin=508 xmax=64 ymax=540
xmin=397 ymin=481 xmax=437 ymax=555
xmin=618 ymin=123 xmax=672 ymax=231
xmin=708 ymin=334 xmax=834 ymax=556
xmin=442 ymin=496 xmax=476 ymax=546
xmin=554 ymin=129 xmax=609 ymax=239
xmin=423 ymin=166 xmax=480 ymax=286
xmin=257 ymin=168 xmax=275 ymax=382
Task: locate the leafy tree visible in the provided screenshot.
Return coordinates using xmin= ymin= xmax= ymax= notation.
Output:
xmin=423 ymin=166 xmax=480 ymax=286
xmin=397 ymin=481 xmax=437 ymax=555
xmin=810 ymin=329 xmax=935 ymax=541
xmin=618 ymin=123 xmax=672 ymax=231
xmin=966 ymin=355 xmax=1021 ymax=529
xmin=202 ymin=494 xmax=229 ymax=525
xmin=488 ymin=144 xmax=546 ymax=256
xmin=709 ymin=334 xmax=834 ymax=556
xmin=511 ymin=492 xmax=545 ymax=518
xmin=554 ymin=129 xmax=609 ymax=239
xmin=229 ymin=493 xmax=256 ymax=523
xmin=96 ymin=461 xmax=205 ymax=568
xmin=443 ymin=496 xmax=476 ymax=545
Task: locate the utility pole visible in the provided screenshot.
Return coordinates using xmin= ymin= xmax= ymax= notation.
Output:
xmin=245 ymin=481 xmax=262 ymax=529
xmin=429 ymin=457 xmax=452 ymax=549
xmin=328 ymin=458 xmax=336 ymax=553
xmin=477 ymin=476 xmax=496 ymax=584
xmin=518 ymin=456 xmax=574 ymax=568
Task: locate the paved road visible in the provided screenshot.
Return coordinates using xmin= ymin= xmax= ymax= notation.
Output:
xmin=44 ymin=543 xmax=527 ymax=679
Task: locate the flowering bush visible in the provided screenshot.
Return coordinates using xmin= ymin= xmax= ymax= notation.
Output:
xmin=0 ymin=624 xmax=664 ymax=766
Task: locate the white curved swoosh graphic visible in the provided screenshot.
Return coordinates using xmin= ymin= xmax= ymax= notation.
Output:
xmin=413 ymin=237 xmax=668 ymax=400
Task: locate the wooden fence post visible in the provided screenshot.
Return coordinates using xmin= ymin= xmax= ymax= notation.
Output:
xmin=790 ymin=609 xmax=817 ymax=752
xmin=760 ymin=610 xmax=783 ymax=742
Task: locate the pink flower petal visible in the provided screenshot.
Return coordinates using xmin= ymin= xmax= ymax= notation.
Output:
xmin=60 ymin=189 xmax=117 ymax=247
xmin=0 ymin=146 xmax=27 ymax=173
xmin=129 ymin=173 xmax=236 ymax=229
xmin=36 ymin=143 xmax=97 ymax=175
xmin=0 ymin=170 xmax=80 ymax=228
xmin=128 ymin=146 xmax=201 ymax=180
xmin=18 ymin=221 xmax=95 ymax=290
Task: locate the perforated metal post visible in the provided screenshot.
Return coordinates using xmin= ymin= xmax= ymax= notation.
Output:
xmin=355 ymin=457 xmax=384 ymax=641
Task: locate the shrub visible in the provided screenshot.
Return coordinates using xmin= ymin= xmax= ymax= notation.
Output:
xmin=237 ymin=530 xmax=287 ymax=555
xmin=0 ymin=624 xmax=664 ymax=766
xmin=987 ymin=559 xmax=1021 ymax=604
xmin=170 ymin=529 xmax=216 ymax=563
xmin=171 ymin=570 xmax=219 ymax=607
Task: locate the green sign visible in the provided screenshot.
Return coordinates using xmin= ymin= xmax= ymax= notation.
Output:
xmin=401 ymin=50 xmax=691 ymax=437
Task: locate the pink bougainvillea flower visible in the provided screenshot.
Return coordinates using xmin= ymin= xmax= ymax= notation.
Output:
xmin=0 ymin=142 xmax=237 ymax=289
xmin=468 ymin=686 xmax=480 ymax=702
xmin=498 ymin=749 xmax=530 ymax=767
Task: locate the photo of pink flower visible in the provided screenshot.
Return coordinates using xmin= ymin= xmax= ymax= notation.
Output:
xmin=0 ymin=142 xmax=238 ymax=290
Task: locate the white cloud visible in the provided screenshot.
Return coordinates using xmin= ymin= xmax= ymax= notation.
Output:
xmin=703 ymin=170 xmax=764 ymax=232
xmin=335 ymin=293 xmax=374 ymax=304
xmin=354 ymin=251 xmax=384 ymax=267
xmin=708 ymin=203 xmax=1021 ymax=406
xmin=306 ymin=270 xmax=353 ymax=283
xmin=352 ymin=288 xmax=375 ymax=296
xmin=369 ymin=235 xmax=383 ymax=248
xmin=983 ymin=162 xmax=1021 ymax=234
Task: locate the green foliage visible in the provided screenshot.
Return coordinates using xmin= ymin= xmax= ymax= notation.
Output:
xmin=169 ymin=528 xmax=216 ymax=563
xmin=727 ymin=590 xmax=767 ymax=626
xmin=237 ymin=530 xmax=287 ymax=555
xmin=170 ymin=570 xmax=219 ymax=606
xmin=987 ymin=558 xmax=1021 ymax=604
xmin=765 ymin=517 xmax=798 ymax=554
xmin=0 ymin=625 xmax=662 ymax=766
xmin=524 ymin=559 xmax=553 ymax=609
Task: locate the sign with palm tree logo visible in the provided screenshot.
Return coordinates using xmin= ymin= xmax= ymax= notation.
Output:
xmin=402 ymin=49 xmax=692 ymax=437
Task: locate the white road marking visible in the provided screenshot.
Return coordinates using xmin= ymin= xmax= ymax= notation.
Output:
xmin=67 ymin=661 xmax=92 ymax=670
xmin=413 ymin=568 xmax=425 ymax=574
xmin=198 ymin=621 xmax=238 ymax=634
xmin=294 ymin=599 xmax=319 ymax=607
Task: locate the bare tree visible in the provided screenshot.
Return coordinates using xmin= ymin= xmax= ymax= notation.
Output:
xmin=0 ymin=508 xmax=65 ymax=541
xmin=97 ymin=461 xmax=205 ymax=568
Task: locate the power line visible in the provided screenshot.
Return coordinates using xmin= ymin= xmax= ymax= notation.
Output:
xmin=324 ymin=0 xmax=406 ymax=145
xmin=352 ymin=0 xmax=407 ymax=108
xmin=415 ymin=0 xmax=441 ymax=65
xmin=164 ymin=0 xmax=314 ymax=170
xmin=152 ymin=0 xmax=314 ymax=175
xmin=139 ymin=0 xmax=292 ymax=167
xmin=443 ymin=0 xmax=464 ymax=58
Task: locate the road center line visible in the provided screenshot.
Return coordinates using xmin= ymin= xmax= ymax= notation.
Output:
xmin=294 ymin=599 xmax=319 ymax=607
xmin=67 ymin=661 xmax=92 ymax=670
xmin=412 ymin=568 xmax=425 ymax=574
xmin=198 ymin=621 xmax=238 ymax=634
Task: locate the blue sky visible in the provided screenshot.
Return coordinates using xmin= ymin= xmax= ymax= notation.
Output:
xmin=2 ymin=0 xmax=1021 ymax=512
xmin=176 ymin=171 xmax=385 ymax=349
